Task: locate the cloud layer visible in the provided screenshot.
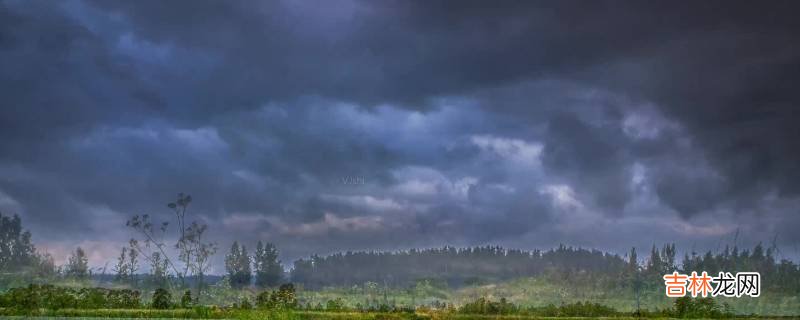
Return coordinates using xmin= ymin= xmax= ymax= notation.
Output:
xmin=2 ymin=0 xmax=800 ymax=271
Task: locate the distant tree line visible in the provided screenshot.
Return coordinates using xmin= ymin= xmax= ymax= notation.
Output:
xmin=633 ymin=242 xmax=800 ymax=295
xmin=289 ymin=245 xmax=627 ymax=289
xmin=4 ymin=208 xmax=800 ymax=297
xmin=287 ymin=242 xmax=800 ymax=295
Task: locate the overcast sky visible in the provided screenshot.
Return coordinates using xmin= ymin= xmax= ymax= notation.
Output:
xmin=1 ymin=0 xmax=800 ymax=273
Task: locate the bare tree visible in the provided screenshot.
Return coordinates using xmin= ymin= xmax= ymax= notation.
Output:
xmin=127 ymin=215 xmax=183 ymax=285
xmin=126 ymin=193 xmax=216 ymax=296
xmin=168 ymin=193 xmax=192 ymax=280
xmin=180 ymin=221 xmax=216 ymax=296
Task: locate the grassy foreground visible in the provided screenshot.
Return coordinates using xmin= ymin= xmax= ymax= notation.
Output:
xmin=296 ymin=277 xmax=800 ymax=316
xmin=2 ymin=309 xmax=799 ymax=320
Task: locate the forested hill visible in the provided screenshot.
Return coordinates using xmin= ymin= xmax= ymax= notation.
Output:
xmin=290 ymin=245 xmax=628 ymax=289
xmin=3 ymin=210 xmax=799 ymax=295
xmin=289 ymin=243 xmax=800 ymax=294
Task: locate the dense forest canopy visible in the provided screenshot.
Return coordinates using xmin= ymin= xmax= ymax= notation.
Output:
xmin=290 ymin=245 xmax=626 ymax=288
xmin=288 ymin=243 xmax=800 ymax=293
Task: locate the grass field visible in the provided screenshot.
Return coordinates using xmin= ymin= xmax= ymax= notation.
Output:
xmin=1 ymin=311 xmax=799 ymax=320
xmin=294 ymin=277 xmax=800 ymax=317
xmin=2 ymin=275 xmax=798 ymax=319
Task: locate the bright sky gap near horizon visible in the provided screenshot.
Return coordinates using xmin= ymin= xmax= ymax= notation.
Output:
xmin=1 ymin=0 xmax=800 ymax=274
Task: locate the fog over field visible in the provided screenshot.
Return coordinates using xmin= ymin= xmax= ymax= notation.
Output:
xmin=1 ymin=0 xmax=800 ymax=273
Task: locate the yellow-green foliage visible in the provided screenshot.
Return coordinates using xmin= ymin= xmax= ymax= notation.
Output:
xmin=294 ymin=275 xmax=799 ymax=316
xmin=237 ymin=310 xmax=428 ymax=320
xmin=0 ymin=307 xmax=231 ymax=318
xmin=0 ymin=284 xmax=141 ymax=310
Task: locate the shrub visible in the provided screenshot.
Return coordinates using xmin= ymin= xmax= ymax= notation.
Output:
xmin=326 ymin=298 xmax=346 ymax=311
xmin=672 ymin=297 xmax=733 ymax=318
xmin=459 ymin=298 xmax=620 ymax=317
xmin=6 ymin=285 xmax=40 ymax=312
xmin=151 ymin=288 xmax=172 ymax=309
xmin=552 ymin=301 xmax=618 ymax=317
xmin=0 ymin=284 xmax=140 ymax=311
xmin=459 ymin=297 xmax=517 ymax=315
xmin=106 ymin=289 xmax=140 ymax=308
xmin=255 ymin=290 xmax=272 ymax=308
xmin=76 ymin=287 xmax=108 ymax=309
xmin=276 ymin=283 xmax=297 ymax=308
xmin=181 ymin=290 xmax=193 ymax=308
xmin=256 ymin=283 xmax=297 ymax=309
xmin=240 ymin=297 xmax=253 ymax=310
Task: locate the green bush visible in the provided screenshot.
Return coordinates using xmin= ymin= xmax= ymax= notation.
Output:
xmin=0 ymin=307 xmax=231 ymax=318
xmin=671 ymin=297 xmax=734 ymax=318
xmin=240 ymin=297 xmax=253 ymax=309
xmin=326 ymin=298 xmax=346 ymax=311
xmin=537 ymin=301 xmax=619 ymax=317
xmin=107 ymin=289 xmax=141 ymax=308
xmin=459 ymin=297 xmax=517 ymax=315
xmin=256 ymin=283 xmax=298 ymax=309
xmin=0 ymin=284 xmax=140 ymax=311
xmin=458 ymin=297 xmax=620 ymax=317
xmin=151 ymin=288 xmax=172 ymax=309
xmin=181 ymin=289 xmax=193 ymax=308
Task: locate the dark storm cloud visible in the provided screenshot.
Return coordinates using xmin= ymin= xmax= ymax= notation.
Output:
xmin=80 ymin=1 xmax=674 ymax=109
xmin=1 ymin=0 xmax=800 ymax=266
xmin=541 ymin=111 xmax=631 ymax=212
